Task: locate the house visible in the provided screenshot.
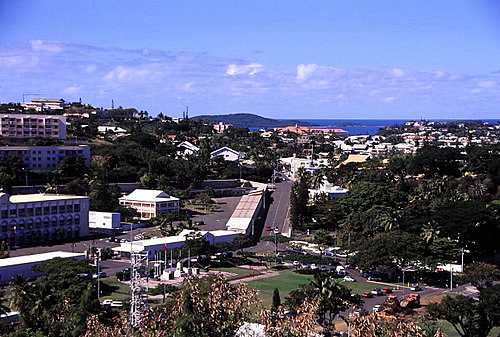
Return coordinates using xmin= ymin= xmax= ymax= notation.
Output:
xmin=0 ymin=145 xmax=90 ymax=171
xmin=119 ymin=189 xmax=180 ymax=220
xmin=177 ymin=141 xmax=200 ymax=156
xmin=0 ymin=114 xmax=66 ymax=141
xmin=22 ymin=98 xmax=68 ymax=112
xmin=97 ymin=126 xmax=128 ymax=134
xmin=210 ymin=147 xmax=245 ymax=162
xmin=309 ymin=179 xmax=348 ymax=200
xmin=112 ymin=229 xmax=240 ymax=259
xmin=213 ymin=122 xmax=232 ymax=133
xmin=0 ymin=193 xmax=90 ymax=247
xmin=0 ymin=251 xmax=85 ymax=284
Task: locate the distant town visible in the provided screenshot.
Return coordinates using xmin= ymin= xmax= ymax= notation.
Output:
xmin=0 ymin=97 xmax=498 ymax=337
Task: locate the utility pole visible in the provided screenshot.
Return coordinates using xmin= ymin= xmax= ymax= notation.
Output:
xmin=450 ymin=264 xmax=453 ymax=292
xmin=96 ymin=248 xmax=101 ymax=300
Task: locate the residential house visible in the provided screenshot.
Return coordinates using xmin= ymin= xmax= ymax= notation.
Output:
xmin=119 ymin=189 xmax=180 ymax=220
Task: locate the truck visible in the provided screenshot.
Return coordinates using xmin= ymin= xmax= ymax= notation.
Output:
xmin=399 ymin=293 xmax=420 ymax=308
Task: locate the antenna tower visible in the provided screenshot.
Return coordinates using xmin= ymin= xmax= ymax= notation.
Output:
xmin=129 ymin=231 xmax=149 ymax=330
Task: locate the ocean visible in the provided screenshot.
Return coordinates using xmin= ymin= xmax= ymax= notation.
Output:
xmin=273 ymin=119 xmax=500 ymax=136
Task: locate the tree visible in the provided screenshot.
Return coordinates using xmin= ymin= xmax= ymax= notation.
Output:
xmin=427 ymin=286 xmax=500 ymax=337
xmin=84 ymin=274 xmax=258 ymax=337
xmin=290 ymin=176 xmax=309 ymax=229
xmin=272 ymin=287 xmax=281 ymax=312
xmin=285 ymin=273 xmax=353 ymax=328
xmin=460 ymin=262 xmax=500 ymax=290
xmin=351 ymin=231 xmax=424 ymax=274
xmin=232 ymin=234 xmax=251 ymax=251
xmin=9 ymin=258 xmax=106 ymax=337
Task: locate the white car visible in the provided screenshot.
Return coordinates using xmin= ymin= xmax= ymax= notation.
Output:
xmin=343 ymin=276 xmax=356 ymax=282
xmin=310 ymin=264 xmax=318 ymax=270
xmin=373 ymin=305 xmax=382 ymax=312
xmin=293 ymin=261 xmax=300 ymax=266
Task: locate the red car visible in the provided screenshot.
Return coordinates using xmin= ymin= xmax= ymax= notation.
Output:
xmin=382 ymin=287 xmax=393 ymax=294
xmin=362 ymin=292 xmax=373 ymax=298
xmin=265 ymin=225 xmax=272 ymax=231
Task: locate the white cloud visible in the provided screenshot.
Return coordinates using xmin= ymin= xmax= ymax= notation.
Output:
xmin=296 ymin=64 xmax=321 ymax=80
xmin=478 ymin=81 xmax=495 ymax=88
xmin=62 ymin=85 xmax=83 ymax=94
xmin=389 ymin=68 xmax=405 ymax=78
xmin=382 ymin=96 xmax=396 ymax=103
xmin=30 ymin=40 xmax=65 ymax=53
xmin=85 ymin=64 xmax=97 ymax=73
xmin=226 ymin=63 xmax=264 ymax=76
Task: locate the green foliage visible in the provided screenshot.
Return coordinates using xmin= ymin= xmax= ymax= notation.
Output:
xmin=290 ymin=175 xmax=309 ymax=229
xmin=271 ymin=287 xmax=281 ymax=312
xmin=427 ymin=285 xmax=500 ymax=337
xmin=9 ymin=258 xmax=108 ymax=337
xmin=285 ymin=273 xmax=353 ymax=326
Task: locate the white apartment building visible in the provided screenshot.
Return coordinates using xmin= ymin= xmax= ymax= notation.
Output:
xmin=0 ymin=114 xmax=67 ymax=141
xmin=0 ymin=193 xmax=89 ymax=247
xmin=22 ymin=98 xmax=68 ymax=112
xmin=89 ymin=211 xmax=121 ymax=229
xmin=119 ymin=189 xmax=180 ymax=220
xmin=0 ymin=145 xmax=90 ymax=170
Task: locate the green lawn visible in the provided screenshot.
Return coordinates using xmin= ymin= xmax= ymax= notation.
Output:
xmin=211 ymin=267 xmax=260 ymax=279
xmin=430 ymin=320 xmax=500 ymax=337
xmin=244 ymin=269 xmax=313 ymax=295
xmin=100 ymin=276 xmax=130 ymax=301
xmin=333 ymin=278 xmax=378 ymax=294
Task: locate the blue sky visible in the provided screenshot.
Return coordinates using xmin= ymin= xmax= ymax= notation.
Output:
xmin=1 ymin=0 xmax=500 ymax=119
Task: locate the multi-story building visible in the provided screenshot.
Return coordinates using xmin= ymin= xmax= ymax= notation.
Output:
xmin=0 ymin=145 xmax=90 ymax=170
xmin=119 ymin=189 xmax=180 ymax=220
xmin=0 ymin=193 xmax=89 ymax=247
xmin=22 ymin=98 xmax=68 ymax=112
xmin=0 ymin=114 xmax=67 ymax=141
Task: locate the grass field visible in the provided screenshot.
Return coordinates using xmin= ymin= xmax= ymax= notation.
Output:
xmin=100 ymin=276 xmax=130 ymax=301
xmin=211 ymin=267 xmax=260 ymax=279
xmin=333 ymin=278 xmax=378 ymax=294
xmin=244 ymin=269 xmax=313 ymax=295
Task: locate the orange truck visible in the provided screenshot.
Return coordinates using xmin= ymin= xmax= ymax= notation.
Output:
xmin=400 ymin=293 xmax=420 ymax=308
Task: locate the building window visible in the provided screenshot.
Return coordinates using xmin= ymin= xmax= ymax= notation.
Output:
xmin=51 ymin=206 xmax=58 ymax=214
xmin=74 ymin=204 xmax=80 ymax=212
xmin=66 ymin=205 xmax=73 ymax=213
xmin=43 ymin=206 xmax=50 ymax=215
xmin=1 ymin=210 xmax=7 ymax=219
xmin=35 ymin=207 xmax=42 ymax=216
xmin=9 ymin=209 xmax=16 ymax=217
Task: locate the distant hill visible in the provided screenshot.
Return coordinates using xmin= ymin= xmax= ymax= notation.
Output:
xmin=192 ymin=113 xmax=317 ymax=128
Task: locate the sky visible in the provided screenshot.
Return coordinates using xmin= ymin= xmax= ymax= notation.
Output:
xmin=1 ymin=0 xmax=500 ymax=119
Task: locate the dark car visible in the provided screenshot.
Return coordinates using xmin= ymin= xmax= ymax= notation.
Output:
xmin=362 ymin=292 xmax=373 ymax=298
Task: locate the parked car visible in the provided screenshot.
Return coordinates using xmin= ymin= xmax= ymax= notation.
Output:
xmin=319 ymin=265 xmax=328 ymax=271
xmin=300 ymin=263 xmax=309 ymax=269
xmin=110 ymin=301 xmax=123 ymax=307
xmin=275 ymin=259 xmax=283 ymax=264
xmin=194 ymin=220 xmax=205 ymax=226
xmin=372 ymin=305 xmax=382 ymax=312
xmin=343 ymin=276 xmax=356 ymax=282
xmin=371 ymin=288 xmax=383 ymax=296
xmin=310 ymin=264 xmax=318 ymax=270
xmin=293 ymin=260 xmax=300 ymax=266
xmin=410 ymin=285 xmax=422 ymax=291
xmin=92 ymin=271 xmax=107 ymax=279
xmin=265 ymin=224 xmax=272 ymax=231
xmin=382 ymin=287 xmax=393 ymax=294
xmin=101 ymin=299 xmax=113 ymax=306
xmin=362 ymin=292 xmax=373 ymax=298
xmin=368 ymin=276 xmax=382 ymax=281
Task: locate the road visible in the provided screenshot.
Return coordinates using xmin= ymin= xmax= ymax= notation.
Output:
xmin=245 ymin=175 xmax=293 ymax=253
